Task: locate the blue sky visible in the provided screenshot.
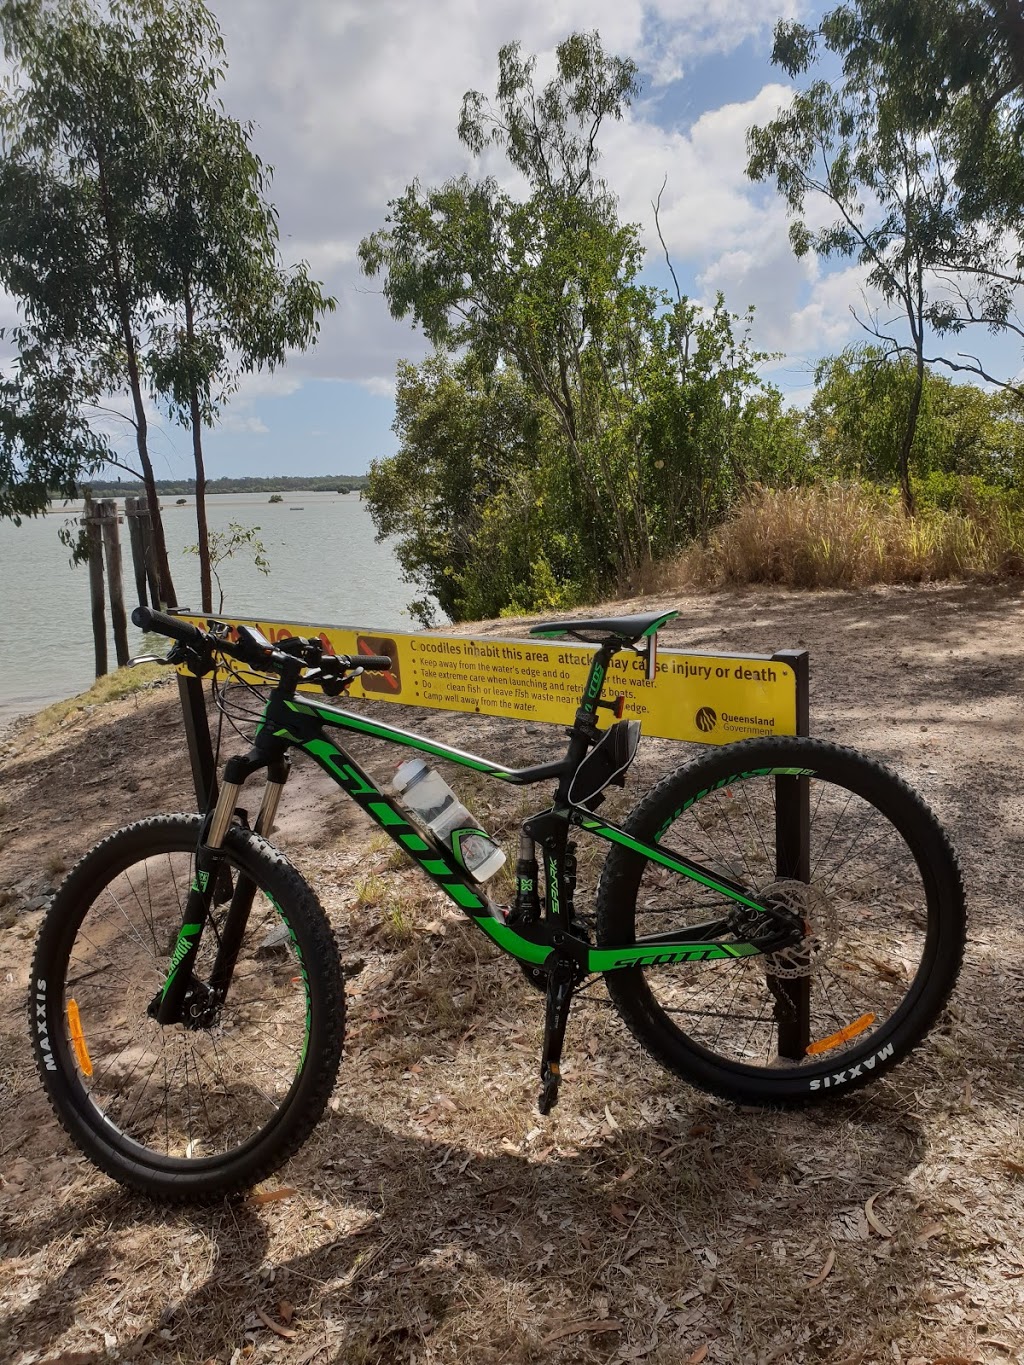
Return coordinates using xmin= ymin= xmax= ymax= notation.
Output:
xmin=12 ymin=0 xmax=1011 ymax=484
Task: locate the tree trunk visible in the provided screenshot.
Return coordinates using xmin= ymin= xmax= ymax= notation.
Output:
xmin=185 ymin=286 xmax=213 ymax=613
xmin=93 ymin=135 xmax=177 ymax=607
xmin=897 ymin=357 xmax=925 ymax=517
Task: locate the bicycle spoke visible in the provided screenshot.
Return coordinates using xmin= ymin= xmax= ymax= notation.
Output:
xmin=605 ymin=753 xmax=941 ymax=1081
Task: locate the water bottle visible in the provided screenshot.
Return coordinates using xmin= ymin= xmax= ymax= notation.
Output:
xmin=392 ymin=758 xmax=506 ymax=882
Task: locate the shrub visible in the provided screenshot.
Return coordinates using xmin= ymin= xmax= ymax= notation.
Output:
xmin=677 ymin=483 xmax=1024 ymax=588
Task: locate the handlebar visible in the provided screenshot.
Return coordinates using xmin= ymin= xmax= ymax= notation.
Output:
xmin=132 ymin=605 xmax=205 ymax=647
xmin=132 ymin=606 xmax=393 ymax=688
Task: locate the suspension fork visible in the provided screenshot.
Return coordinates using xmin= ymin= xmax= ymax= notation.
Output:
xmin=152 ymin=751 xmax=290 ymax=1026
xmin=206 ymin=756 xmax=291 ymax=1002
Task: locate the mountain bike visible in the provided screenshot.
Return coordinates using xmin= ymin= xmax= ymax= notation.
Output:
xmin=30 ymin=606 xmax=966 ymax=1200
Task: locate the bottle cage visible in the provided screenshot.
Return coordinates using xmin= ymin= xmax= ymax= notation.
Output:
xmin=568 ymin=719 xmax=641 ymax=806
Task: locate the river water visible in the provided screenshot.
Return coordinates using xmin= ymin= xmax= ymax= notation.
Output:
xmin=0 ymin=492 xmax=424 ymax=724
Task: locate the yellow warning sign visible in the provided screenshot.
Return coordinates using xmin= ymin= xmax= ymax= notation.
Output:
xmin=179 ymin=614 xmax=797 ymax=745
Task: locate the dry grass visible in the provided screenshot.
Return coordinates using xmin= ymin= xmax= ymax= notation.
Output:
xmin=2 ymin=586 xmax=1024 ymax=1365
xmin=28 ymin=661 xmax=167 ymax=740
xmin=675 ymin=484 xmax=1024 ymax=589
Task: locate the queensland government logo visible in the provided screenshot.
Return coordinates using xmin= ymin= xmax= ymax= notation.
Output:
xmin=695 ymin=706 xmax=717 ymax=734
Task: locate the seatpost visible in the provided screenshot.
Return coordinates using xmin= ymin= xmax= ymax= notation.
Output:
xmin=554 ymin=644 xmax=613 ymax=807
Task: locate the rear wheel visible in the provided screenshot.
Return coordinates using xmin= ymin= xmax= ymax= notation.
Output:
xmin=595 ymin=738 xmax=966 ymax=1104
xmin=30 ymin=814 xmax=344 ymax=1200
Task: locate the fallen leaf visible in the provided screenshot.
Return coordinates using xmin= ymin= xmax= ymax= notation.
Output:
xmin=255 ymin=1306 xmax=297 ymax=1341
xmin=864 ymin=1192 xmax=892 ymax=1238
xmin=38 ymin=1355 xmax=104 ymax=1365
xmin=615 ymin=1165 xmax=638 ymax=1183
xmin=804 ymin=1249 xmax=836 ymax=1288
xmin=610 ymin=1201 xmax=631 ymax=1226
xmin=604 ymin=1104 xmax=620 ymax=1131
xmin=247 ymin=1186 xmax=297 ymax=1206
xmin=685 ymin=1347 xmax=709 ymax=1364
xmin=541 ymin=1319 xmax=623 ymax=1346
xmin=915 ymin=1221 xmax=944 ymax=1243
xmin=278 ymin=1299 xmax=294 ymax=1324
xmin=998 ymin=1158 xmax=1024 ymax=1176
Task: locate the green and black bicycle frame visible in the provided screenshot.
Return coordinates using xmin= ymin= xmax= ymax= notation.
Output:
xmin=153 ymin=643 xmax=804 ymax=1104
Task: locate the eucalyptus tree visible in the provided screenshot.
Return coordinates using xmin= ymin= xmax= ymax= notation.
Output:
xmin=362 ymin=33 xmax=793 ymax=596
xmin=0 ymin=0 xmax=207 ymax=601
xmin=0 ymin=0 xmax=334 ymax=611
xmin=0 ymin=346 xmax=111 ymax=520
xmin=747 ymin=60 xmax=964 ymax=511
xmin=145 ymin=84 xmax=334 ymax=612
xmin=772 ymin=1 xmax=1024 ymax=228
xmin=360 ymin=34 xmax=662 ymax=587
xmin=752 ymin=1 xmax=1024 ymax=452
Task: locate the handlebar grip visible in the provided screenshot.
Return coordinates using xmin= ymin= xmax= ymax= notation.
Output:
xmin=355 ymin=655 xmax=392 ymax=671
xmin=132 ymin=605 xmax=205 ymax=646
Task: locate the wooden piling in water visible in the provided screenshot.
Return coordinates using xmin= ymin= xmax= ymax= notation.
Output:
xmin=138 ymin=496 xmax=162 ymax=609
xmin=84 ymin=491 xmax=107 ymax=679
xmin=99 ymin=500 xmax=130 ymax=667
xmin=125 ymin=496 xmax=149 ymax=608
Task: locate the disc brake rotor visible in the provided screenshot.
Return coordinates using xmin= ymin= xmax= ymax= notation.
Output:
xmin=756 ymin=879 xmax=838 ymax=979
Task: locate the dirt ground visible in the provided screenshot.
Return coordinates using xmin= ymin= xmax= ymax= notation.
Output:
xmin=1 ymin=581 xmax=1023 ymax=1365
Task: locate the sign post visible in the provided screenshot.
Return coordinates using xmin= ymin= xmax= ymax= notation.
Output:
xmin=770 ymin=648 xmax=811 ymax=1059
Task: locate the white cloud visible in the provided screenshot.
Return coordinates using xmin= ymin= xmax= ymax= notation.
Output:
xmin=599 ymin=84 xmax=796 ymax=262
xmin=358 ymin=376 xmax=398 ymax=398
xmin=211 ymin=2 xmax=802 ymax=391
xmin=219 ymin=414 xmax=271 ymax=436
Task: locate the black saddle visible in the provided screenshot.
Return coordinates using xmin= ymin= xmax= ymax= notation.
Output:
xmin=529 ymin=609 xmax=678 ymax=645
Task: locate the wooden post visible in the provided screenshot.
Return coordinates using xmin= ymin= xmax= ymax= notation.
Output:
xmin=125 ymin=496 xmax=149 ymax=608
xmin=84 ymin=491 xmax=107 ymax=679
xmin=99 ymin=499 xmax=130 ymax=667
xmin=138 ymin=496 xmax=161 ymax=609
xmin=770 ymin=649 xmax=812 ymax=1061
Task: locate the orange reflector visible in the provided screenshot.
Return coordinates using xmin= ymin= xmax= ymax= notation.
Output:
xmin=66 ymin=998 xmax=93 ymax=1077
xmin=806 ymin=1012 xmax=876 ymax=1057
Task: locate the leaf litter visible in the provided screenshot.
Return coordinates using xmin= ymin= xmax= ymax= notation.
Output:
xmin=2 ymin=583 xmax=1024 ymax=1364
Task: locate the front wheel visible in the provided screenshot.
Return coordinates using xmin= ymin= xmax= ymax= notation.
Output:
xmin=595 ymin=738 xmax=966 ymax=1105
xmin=30 ymin=815 xmax=344 ymax=1200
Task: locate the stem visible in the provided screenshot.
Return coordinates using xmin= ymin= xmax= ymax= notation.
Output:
xmin=185 ymin=283 xmax=212 ymax=613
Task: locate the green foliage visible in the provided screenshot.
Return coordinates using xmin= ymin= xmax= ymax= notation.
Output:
xmin=362 ymin=33 xmax=809 ymax=617
xmin=782 ymin=2 xmax=1024 ymax=228
xmin=365 ymin=355 xmax=585 ymax=625
xmin=0 ymin=0 xmax=229 ymax=598
xmin=756 ymin=2 xmax=1024 ymax=395
xmin=183 ymin=520 xmax=270 ymax=613
xmin=0 ymin=0 xmax=333 ymax=615
xmin=0 ymin=350 xmax=109 ymax=520
xmin=808 ymin=347 xmax=1024 ymax=491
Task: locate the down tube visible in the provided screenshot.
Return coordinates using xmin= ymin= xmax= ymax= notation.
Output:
xmin=293 ymin=732 xmax=555 ymax=967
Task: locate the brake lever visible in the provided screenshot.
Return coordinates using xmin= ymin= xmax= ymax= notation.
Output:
xmin=127 ymin=654 xmax=176 ymax=667
xmin=320 ymin=665 xmax=364 ymax=697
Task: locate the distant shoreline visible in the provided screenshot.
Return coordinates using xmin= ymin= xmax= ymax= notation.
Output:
xmin=80 ymin=474 xmax=369 ymax=498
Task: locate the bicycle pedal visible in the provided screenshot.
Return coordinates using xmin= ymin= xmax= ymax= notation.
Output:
xmin=537 ymin=1064 xmax=561 ymax=1115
